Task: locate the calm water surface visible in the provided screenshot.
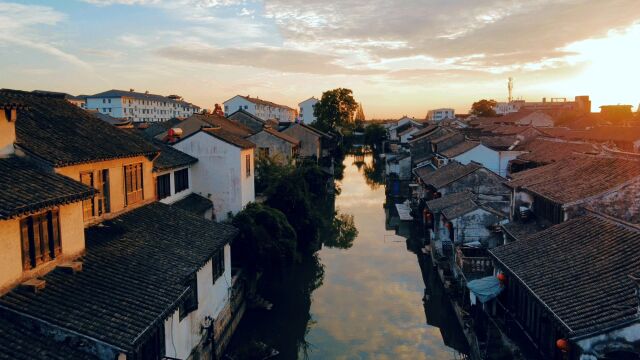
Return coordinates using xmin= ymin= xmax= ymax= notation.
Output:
xmin=229 ymin=155 xmax=466 ymax=360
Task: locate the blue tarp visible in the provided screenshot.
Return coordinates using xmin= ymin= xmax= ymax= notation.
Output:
xmin=467 ymin=276 xmax=503 ymax=304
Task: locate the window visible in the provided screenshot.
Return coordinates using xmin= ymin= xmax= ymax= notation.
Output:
xmin=20 ymin=210 xmax=61 ymax=270
xmin=156 ymin=173 xmax=171 ymax=199
xmin=179 ymin=276 xmax=198 ymax=320
xmin=244 ymin=105 xmax=248 ymax=110
xmin=245 ymin=154 xmax=251 ymax=177
xmin=80 ymin=171 xmax=94 ymax=219
xmin=258 ymin=147 xmax=270 ymax=158
xmin=102 ymin=99 xmax=106 ymax=103
xmin=212 ymin=249 xmax=225 ymax=283
xmin=174 ymin=168 xmax=189 ymax=193
xmin=124 ymin=163 xmax=144 ymax=206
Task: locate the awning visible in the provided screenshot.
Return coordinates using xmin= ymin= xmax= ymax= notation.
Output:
xmin=467 ymin=276 xmax=503 ymax=304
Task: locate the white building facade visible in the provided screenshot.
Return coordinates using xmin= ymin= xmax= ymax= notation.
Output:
xmin=427 ymin=108 xmax=455 ymax=122
xmin=173 ymin=130 xmax=255 ymax=221
xmin=86 ymin=90 xmax=200 ymax=122
xmin=298 ymin=97 xmax=319 ymax=123
xmin=224 ymin=95 xmax=296 ymax=122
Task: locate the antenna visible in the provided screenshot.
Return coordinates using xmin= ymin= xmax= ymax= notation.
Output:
xmin=508 ymin=77 xmax=513 ymax=103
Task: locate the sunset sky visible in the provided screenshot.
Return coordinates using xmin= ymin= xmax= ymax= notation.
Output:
xmin=1 ymin=0 xmax=639 ymax=118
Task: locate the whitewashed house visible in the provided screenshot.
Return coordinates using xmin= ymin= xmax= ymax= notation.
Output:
xmin=299 ymin=97 xmax=319 ymax=123
xmin=166 ymin=124 xmax=256 ymax=220
xmin=399 ymin=126 xmax=421 ymax=143
xmin=86 ymin=89 xmax=199 ymax=122
xmin=426 ymin=108 xmax=455 ymax=122
xmin=436 ymin=140 xmax=524 ymax=177
xmin=224 ymin=95 xmax=296 ymax=122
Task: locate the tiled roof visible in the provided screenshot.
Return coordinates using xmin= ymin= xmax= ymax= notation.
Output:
xmin=87 ymin=110 xmax=131 ymax=127
xmin=441 ymin=199 xmax=481 ymax=219
xmin=490 ymin=214 xmax=640 ymax=336
xmin=0 ymin=156 xmax=95 ymax=220
xmin=506 ymin=155 xmax=640 ymax=204
xmin=398 ymin=126 xmax=420 ymax=137
xmin=237 ymin=95 xmax=294 ymax=111
xmin=514 ymin=137 xmax=600 ymax=165
xmin=409 ymin=127 xmax=452 ymax=144
xmin=0 ymin=203 xmax=237 ymax=352
xmin=542 ymin=126 xmax=640 ymax=143
xmin=0 ymin=316 xmax=98 ymax=360
xmin=0 ymin=90 xmax=158 ymax=166
xmin=410 ymin=124 xmax=438 ymax=139
xmin=141 ymin=118 xmax=182 ymax=138
xmin=440 ymin=141 xmax=480 ymax=158
xmin=501 ymin=219 xmax=551 ymax=241
xmin=158 ymin=114 xmax=256 ymax=141
xmin=417 ymin=161 xmax=482 ymax=189
xmin=479 ymin=136 xmax=518 ymax=150
xmin=426 ymin=191 xmax=475 ymax=213
xmin=201 ymin=128 xmax=256 ymax=149
xmin=152 ymin=140 xmax=197 ymax=171
xmin=227 ymin=109 xmax=266 ymax=133
xmin=171 ymin=193 xmax=213 ymax=216
xmin=262 ymin=126 xmax=300 ymax=145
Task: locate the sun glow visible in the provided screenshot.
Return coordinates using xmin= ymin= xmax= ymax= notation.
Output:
xmin=551 ymin=23 xmax=640 ymax=111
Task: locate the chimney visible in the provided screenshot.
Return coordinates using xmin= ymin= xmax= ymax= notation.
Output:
xmin=0 ymin=104 xmax=21 ymax=157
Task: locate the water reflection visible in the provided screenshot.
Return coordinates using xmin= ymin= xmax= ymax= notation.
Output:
xmin=228 ymin=155 xmax=467 ymax=359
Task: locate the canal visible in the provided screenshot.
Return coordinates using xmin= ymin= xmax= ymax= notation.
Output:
xmin=227 ymin=154 xmax=467 ymax=359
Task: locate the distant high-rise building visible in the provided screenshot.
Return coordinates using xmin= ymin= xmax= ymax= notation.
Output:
xmin=298 ymin=96 xmax=319 ymax=123
xmin=85 ymin=89 xmax=200 ymax=122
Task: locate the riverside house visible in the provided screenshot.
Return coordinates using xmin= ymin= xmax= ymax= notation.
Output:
xmin=0 ymin=90 xmax=241 ymax=359
xmin=490 ymin=214 xmax=640 ymax=360
xmin=155 ymin=113 xmax=256 ymax=220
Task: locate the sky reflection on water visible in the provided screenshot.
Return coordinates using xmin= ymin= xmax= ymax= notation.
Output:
xmin=300 ymin=155 xmax=456 ymax=359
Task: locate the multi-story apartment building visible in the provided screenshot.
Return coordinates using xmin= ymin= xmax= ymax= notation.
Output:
xmin=299 ymin=97 xmax=319 ymax=123
xmin=86 ymin=89 xmax=200 ymax=122
xmin=426 ymin=108 xmax=455 ymax=122
xmin=224 ymin=95 xmax=296 ymax=122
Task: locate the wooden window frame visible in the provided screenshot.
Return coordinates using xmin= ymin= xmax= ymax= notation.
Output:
xmin=212 ymin=249 xmax=225 ymax=283
xmin=156 ymin=173 xmax=171 ymax=200
xmin=20 ymin=209 xmax=61 ymax=271
xmin=245 ymin=154 xmax=251 ymax=178
xmin=174 ymin=168 xmax=189 ymax=194
xmin=179 ymin=276 xmax=198 ymax=320
xmin=124 ymin=163 xmax=144 ymax=206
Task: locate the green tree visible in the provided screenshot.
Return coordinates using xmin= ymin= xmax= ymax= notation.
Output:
xmin=363 ymin=123 xmax=386 ymax=152
xmin=231 ymin=203 xmax=298 ymax=277
xmin=471 ymin=99 xmax=498 ymax=117
xmin=255 ymin=154 xmax=294 ymax=194
xmin=266 ymin=174 xmax=321 ymax=254
xmin=313 ymin=88 xmax=359 ymax=133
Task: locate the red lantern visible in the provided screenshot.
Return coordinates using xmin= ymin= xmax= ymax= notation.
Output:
xmin=497 ymin=273 xmax=506 ymax=283
xmin=556 ymin=339 xmax=569 ymax=353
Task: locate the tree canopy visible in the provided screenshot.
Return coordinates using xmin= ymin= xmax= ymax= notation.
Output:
xmin=363 ymin=123 xmax=386 ymax=151
xmin=471 ymin=99 xmax=498 ymax=117
xmin=231 ymin=203 xmax=298 ymax=276
xmin=313 ymin=88 xmax=359 ymax=133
